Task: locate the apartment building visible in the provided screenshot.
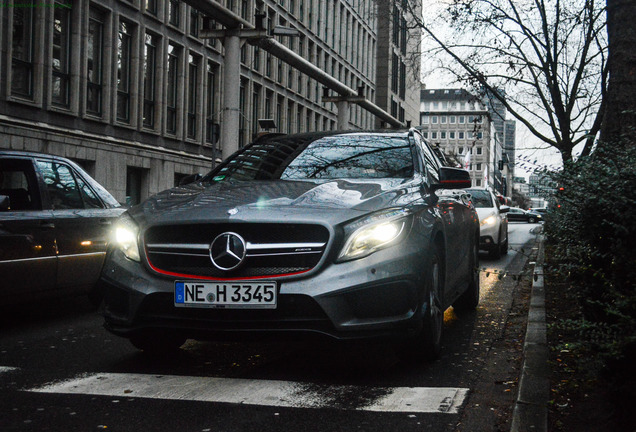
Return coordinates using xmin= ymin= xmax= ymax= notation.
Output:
xmin=419 ymin=88 xmax=502 ymax=190
xmin=1 ymin=0 xmax=420 ymax=205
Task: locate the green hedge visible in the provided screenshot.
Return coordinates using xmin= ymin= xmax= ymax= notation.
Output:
xmin=544 ymin=141 xmax=636 ymax=362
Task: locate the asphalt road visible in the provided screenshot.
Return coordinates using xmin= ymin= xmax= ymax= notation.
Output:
xmin=0 ymin=223 xmax=541 ymax=432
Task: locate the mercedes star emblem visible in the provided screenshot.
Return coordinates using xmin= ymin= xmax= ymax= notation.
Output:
xmin=209 ymin=232 xmax=247 ymax=271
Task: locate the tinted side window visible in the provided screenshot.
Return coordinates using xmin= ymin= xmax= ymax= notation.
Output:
xmin=37 ymin=161 xmax=83 ymax=209
xmin=75 ymin=175 xmax=104 ymax=208
xmin=0 ymin=158 xmax=40 ymax=211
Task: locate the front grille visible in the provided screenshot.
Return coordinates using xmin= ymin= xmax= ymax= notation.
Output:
xmin=144 ymin=223 xmax=329 ymax=279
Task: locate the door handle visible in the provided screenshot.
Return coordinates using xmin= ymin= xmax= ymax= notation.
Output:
xmin=99 ymin=219 xmax=112 ymax=226
xmin=39 ymin=222 xmax=55 ymax=229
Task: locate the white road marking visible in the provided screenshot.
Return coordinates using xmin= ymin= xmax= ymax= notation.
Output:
xmin=0 ymin=366 xmax=18 ymax=373
xmin=27 ymin=372 xmax=469 ymax=413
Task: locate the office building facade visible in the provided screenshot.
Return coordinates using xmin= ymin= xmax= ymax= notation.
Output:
xmin=1 ymin=0 xmax=420 ymax=204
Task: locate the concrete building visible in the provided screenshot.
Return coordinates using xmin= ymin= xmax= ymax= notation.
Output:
xmin=419 ymin=88 xmax=498 ymax=189
xmin=374 ymin=0 xmax=421 ymax=128
xmin=1 ymin=0 xmax=420 ymax=205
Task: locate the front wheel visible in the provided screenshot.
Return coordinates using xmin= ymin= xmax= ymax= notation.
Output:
xmin=528 ymin=217 xmax=536 ymax=223
xmin=398 ymin=246 xmax=444 ymax=362
xmin=454 ymin=237 xmax=480 ymax=312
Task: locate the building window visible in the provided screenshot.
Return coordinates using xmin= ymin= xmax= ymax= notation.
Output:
xmin=421 ymin=115 xmax=429 ymax=124
xmin=459 ymin=116 xmax=465 ymax=124
xmin=52 ymin=2 xmax=72 ymax=107
xmin=459 ymin=132 xmax=465 ymax=139
xmin=440 ymin=131 xmax=446 ymax=139
xmin=126 ymin=166 xmax=146 ymax=207
xmin=86 ymin=8 xmax=104 ymax=115
xmin=441 ymin=116 xmax=447 ymax=124
xmin=431 ymin=132 xmax=437 ymax=139
xmin=476 ymin=146 xmax=483 ymax=155
xmin=206 ymin=62 xmax=217 ymax=144
xmin=187 ymin=54 xmax=199 ymax=139
xmin=431 ymin=116 xmax=438 ymax=124
xmin=476 ymin=179 xmax=482 ymax=187
xmin=190 ymin=7 xmax=199 ymax=37
xmin=166 ymin=43 xmax=180 ymax=134
xmin=449 ymin=131 xmax=455 ymax=139
xmin=11 ymin=5 xmax=35 ymax=98
xmin=143 ymin=33 xmax=158 ymax=128
xmin=145 ymin=0 xmax=158 ymax=16
xmin=450 ymin=116 xmax=456 ymax=124
xmin=169 ymin=0 xmax=180 ymax=27
xmin=117 ymin=21 xmax=133 ymax=122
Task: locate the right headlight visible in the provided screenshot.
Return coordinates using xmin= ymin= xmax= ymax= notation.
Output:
xmin=113 ymin=213 xmax=140 ymax=262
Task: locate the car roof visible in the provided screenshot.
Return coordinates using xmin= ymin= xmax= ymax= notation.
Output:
xmin=1 ymin=149 xmax=74 ymax=162
xmin=255 ymin=129 xmax=412 ymax=144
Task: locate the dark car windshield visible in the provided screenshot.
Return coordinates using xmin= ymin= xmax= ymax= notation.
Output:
xmin=207 ymin=134 xmax=414 ymax=182
xmin=466 ymin=189 xmax=494 ymax=208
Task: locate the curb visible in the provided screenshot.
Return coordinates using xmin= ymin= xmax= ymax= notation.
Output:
xmin=511 ymin=234 xmax=549 ymax=431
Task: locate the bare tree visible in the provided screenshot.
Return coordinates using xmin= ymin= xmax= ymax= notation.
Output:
xmin=409 ymin=0 xmax=608 ymax=163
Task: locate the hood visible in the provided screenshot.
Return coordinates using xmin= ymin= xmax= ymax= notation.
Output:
xmin=129 ymin=178 xmax=419 ymax=227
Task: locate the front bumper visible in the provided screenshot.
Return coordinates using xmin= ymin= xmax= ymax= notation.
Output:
xmin=99 ymin=241 xmax=430 ymax=342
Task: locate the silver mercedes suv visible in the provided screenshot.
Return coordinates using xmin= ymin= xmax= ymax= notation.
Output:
xmin=99 ymin=130 xmax=480 ymax=361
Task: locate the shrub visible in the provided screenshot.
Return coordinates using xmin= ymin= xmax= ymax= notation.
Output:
xmin=544 ymin=140 xmax=636 ymax=364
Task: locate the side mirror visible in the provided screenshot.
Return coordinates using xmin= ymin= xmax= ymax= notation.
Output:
xmin=178 ymin=173 xmax=203 ymax=186
xmin=500 ymin=205 xmax=510 ymax=213
xmin=0 ymin=195 xmax=9 ymax=211
xmin=432 ymin=167 xmax=472 ymax=191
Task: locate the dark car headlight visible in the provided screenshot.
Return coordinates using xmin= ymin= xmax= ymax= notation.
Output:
xmin=113 ymin=214 xmax=141 ymax=262
xmin=337 ymin=208 xmax=411 ymax=262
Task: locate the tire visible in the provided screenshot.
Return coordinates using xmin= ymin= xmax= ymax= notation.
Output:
xmin=454 ymin=235 xmax=480 ymax=312
xmin=399 ymin=245 xmax=444 ymax=362
xmin=501 ymin=235 xmax=509 ymax=255
xmin=129 ymin=331 xmax=187 ymax=354
xmin=489 ymin=240 xmax=501 ymax=259
xmin=528 ymin=217 xmax=536 ymax=223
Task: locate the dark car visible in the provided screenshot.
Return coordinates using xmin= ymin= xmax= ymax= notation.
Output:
xmin=99 ymin=130 xmax=480 ymax=361
xmin=0 ymin=150 xmax=123 ymax=305
xmin=507 ymin=207 xmax=543 ymax=223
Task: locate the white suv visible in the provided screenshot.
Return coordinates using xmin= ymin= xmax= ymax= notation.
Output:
xmin=466 ymin=188 xmax=509 ymax=258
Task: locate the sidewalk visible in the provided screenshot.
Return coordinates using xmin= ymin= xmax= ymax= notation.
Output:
xmin=510 ymin=234 xmax=549 ymax=431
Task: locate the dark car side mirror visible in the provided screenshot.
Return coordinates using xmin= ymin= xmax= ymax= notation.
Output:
xmin=432 ymin=167 xmax=472 ymax=191
xmin=0 ymin=195 xmax=9 ymax=211
xmin=178 ymin=173 xmax=203 ymax=186
xmin=500 ymin=205 xmax=510 ymax=213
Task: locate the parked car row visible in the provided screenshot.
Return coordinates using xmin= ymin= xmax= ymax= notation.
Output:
xmin=4 ymin=129 xmax=544 ymax=361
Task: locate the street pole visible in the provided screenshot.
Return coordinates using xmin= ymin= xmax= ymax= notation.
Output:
xmin=220 ymin=33 xmax=241 ymax=161
xmin=337 ymin=101 xmax=350 ymax=130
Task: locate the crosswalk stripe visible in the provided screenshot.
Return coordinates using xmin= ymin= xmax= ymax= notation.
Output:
xmin=27 ymin=372 xmax=469 ymax=413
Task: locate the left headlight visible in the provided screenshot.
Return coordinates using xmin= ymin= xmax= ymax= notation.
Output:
xmin=337 ymin=208 xmax=411 ymax=262
xmin=113 ymin=213 xmax=140 ymax=262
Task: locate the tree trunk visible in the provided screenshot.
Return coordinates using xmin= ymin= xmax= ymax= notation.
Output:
xmin=601 ymin=0 xmax=636 ymax=144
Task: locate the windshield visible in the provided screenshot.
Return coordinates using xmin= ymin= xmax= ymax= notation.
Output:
xmin=206 ymin=134 xmax=414 ymax=183
xmin=467 ymin=189 xmax=494 ymax=208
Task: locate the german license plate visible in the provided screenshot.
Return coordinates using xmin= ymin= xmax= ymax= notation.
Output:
xmin=174 ymin=281 xmax=277 ymax=309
